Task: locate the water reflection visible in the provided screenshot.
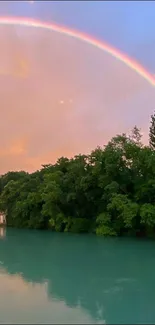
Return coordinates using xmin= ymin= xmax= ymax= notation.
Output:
xmin=0 ymin=229 xmax=155 ymax=324
xmin=0 ymin=227 xmax=6 ymax=238
xmin=0 ymin=270 xmax=100 ymax=324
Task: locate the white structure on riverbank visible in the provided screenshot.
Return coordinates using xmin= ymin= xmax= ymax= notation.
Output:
xmin=0 ymin=212 xmax=6 ymax=225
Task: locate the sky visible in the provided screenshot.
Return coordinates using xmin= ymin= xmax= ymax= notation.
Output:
xmin=0 ymin=1 xmax=155 ymax=173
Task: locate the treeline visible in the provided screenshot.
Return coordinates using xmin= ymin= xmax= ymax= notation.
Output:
xmin=1 ymin=113 xmax=155 ymax=237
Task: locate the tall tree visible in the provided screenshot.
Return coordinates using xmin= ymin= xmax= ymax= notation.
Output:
xmin=129 ymin=126 xmax=142 ymax=146
xmin=149 ymin=112 xmax=155 ymax=149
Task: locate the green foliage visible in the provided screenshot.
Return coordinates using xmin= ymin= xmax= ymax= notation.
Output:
xmin=96 ymin=212 xmax=116 ymax=236
xmin=149 ymin=112 xmax=155 ymax=149
xmin=140 ymin=204 xmax=155 ymax=227
xmin=107 ymin=194 xmax=139 ymax=230
xmin=96 ymin=225 xmax=116 ymax=236
xmin=1 ymin=117 xmax=155 ymax=238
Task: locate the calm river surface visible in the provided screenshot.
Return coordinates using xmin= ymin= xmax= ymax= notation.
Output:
xmin=0 ymin=228 xmax=155 ymax=324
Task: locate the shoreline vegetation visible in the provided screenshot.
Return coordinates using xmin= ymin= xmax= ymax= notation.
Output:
xmin=1 ymin=113 xmax=155 ymax=238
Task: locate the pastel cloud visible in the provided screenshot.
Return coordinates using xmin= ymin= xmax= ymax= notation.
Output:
xmin=0 ymin=271 xmax=99 ymax=324
xmin=0 ymin=24 xmax=155 ymax=173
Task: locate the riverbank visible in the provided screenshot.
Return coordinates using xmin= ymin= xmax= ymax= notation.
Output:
xmin=0 ymin=117 xmax=155 ymax=238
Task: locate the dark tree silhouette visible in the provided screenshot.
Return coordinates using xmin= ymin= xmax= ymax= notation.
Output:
xmin=149 ymin=112 xmax=155 ymax=149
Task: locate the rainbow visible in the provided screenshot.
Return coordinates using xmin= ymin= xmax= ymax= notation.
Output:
xmin=0 ymin=16 xmax=155 ymax=87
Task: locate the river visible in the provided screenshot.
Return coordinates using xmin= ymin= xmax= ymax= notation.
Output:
xmin=0 ymin=228 xmax=155 ymax=324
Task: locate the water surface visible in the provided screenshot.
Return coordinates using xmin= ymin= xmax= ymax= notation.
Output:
xmin=0 ymin=228 xmax=155 ymax=324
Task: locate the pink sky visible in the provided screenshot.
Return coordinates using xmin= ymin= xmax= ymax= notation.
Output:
xmin=0 ymin=24 xmax=155 ymax=173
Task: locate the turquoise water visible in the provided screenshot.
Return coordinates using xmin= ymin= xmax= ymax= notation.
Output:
xmin=0 ymin=228 xmax=155 ymax=324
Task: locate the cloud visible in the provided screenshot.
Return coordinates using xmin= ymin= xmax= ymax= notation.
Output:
xmin=0 ymin=270 xmax=100 ymax=324
xmin=0 ymin=24 xmax=155 ymax=173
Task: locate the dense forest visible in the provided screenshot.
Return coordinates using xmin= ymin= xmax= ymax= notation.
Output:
xmin=1 ymin=113 xmax=155 ymax=238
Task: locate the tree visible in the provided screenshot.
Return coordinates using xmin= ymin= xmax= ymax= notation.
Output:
xmin=129 ymin=126 xmax=142 ymax=146
xmin=149 ymin=112 xmax=155 ymax=149
xmin=1 ymin=112 xmax=155 ymax=238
